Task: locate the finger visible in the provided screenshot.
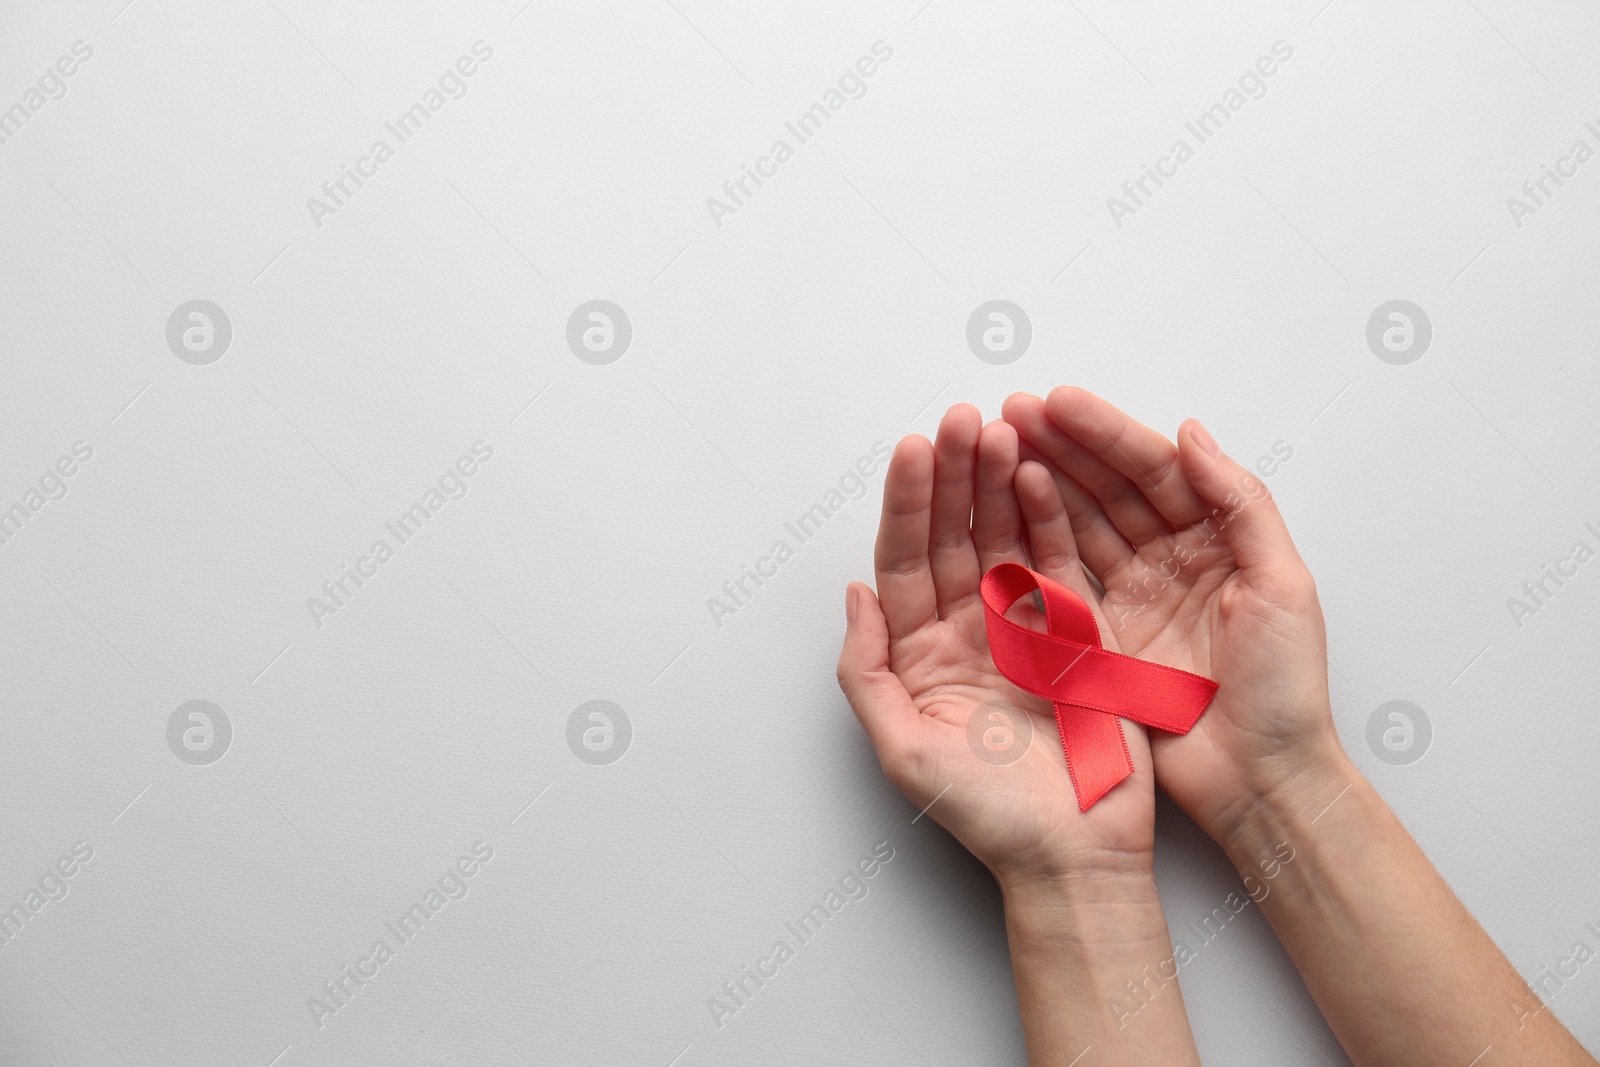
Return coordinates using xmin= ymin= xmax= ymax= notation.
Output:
xmin=971 ymin=420 xmax=1028 ymax=574
xmin=1177 ymin=419 xmax=1309 ymax=579
xmin=1043 ymin=386 xmax=1210 ymax=527
xmin=837 ymin=582 xmax=919 ymax=762
xmin=1014 ymin=460 xmax=1102 ymax=607
xmin=874 ymin=435 xmax=938 ymax=636
xmin=928 ymin=404 xmax=983 ymax=617
xmin=1015 ymin=435 xmax=1133 ymax=585
xmin=1003 ymin=390 xmax=1171 ymax=546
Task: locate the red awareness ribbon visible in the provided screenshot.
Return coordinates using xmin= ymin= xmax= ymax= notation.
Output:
xmin=980 ymin=563 xmax=1218 ymax=811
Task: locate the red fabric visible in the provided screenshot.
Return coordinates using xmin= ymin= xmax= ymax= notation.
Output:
xmin=980 ymin=563 xmax=1218 ymax=810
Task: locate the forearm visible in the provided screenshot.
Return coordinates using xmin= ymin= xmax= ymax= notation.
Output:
xmin=1216 ymin=742 xmax=1596 ymax=1067
xmin=999 ymin=869 xmax=1201 ymax=1066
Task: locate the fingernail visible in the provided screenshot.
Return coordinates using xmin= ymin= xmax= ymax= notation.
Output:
xmin=846 ymin=585 xmax=859 ymax=626
xmin=1191 ymin=420 xmax=1219 ymax=456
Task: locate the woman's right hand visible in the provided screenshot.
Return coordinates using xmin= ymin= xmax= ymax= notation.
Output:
xmin=1002 ymin=387 xmax=1351 ymax=848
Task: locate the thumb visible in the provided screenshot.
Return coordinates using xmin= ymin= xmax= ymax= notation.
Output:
xmin=837 ymin=582 xmax=918 ymax=760
xmin=1176 ymin=420 xmax=1307 ymax=580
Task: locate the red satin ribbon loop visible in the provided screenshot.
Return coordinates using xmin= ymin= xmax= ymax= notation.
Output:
xmin=980 ymin=563 xmax=1218 ymax=811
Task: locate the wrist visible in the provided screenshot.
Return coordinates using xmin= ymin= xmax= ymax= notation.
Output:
xmin=997 ymin=863 xmax=1171 ymax=952
xmin=989 ymin=834 xmax=1154 ymax=893
xmin=1000 ymin=864 xmax=1201 ymax=1067
xmin=1211 ymin=734 xmax=1361 ymax=868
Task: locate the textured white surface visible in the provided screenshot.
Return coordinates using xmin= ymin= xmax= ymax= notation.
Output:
xmin=1 ymin=0 xmax=1598 ymax=1064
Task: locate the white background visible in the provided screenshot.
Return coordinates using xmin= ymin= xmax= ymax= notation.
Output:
xmin=1 ymin=0 xmax=1598 ymax=1063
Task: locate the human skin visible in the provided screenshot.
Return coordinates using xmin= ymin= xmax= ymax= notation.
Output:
xmin=836 ymin=404 xmax=1202 ymax=1065
xmin=1000 ymin=386 xmax=1597 ymax=1066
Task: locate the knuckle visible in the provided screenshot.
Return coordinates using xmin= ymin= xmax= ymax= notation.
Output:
xmin=1238 ymin=565 xmax=1317 ymax=613
xmin=879 ymin=735 xmax=922 ymax=791
xmin=1145 ymin=449 xmax=1181 ymax=489
xmin=1034 ymin=544 xmax=1079 ymax=571
xmin=875 ymin=556 xmax=927 ymax=580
